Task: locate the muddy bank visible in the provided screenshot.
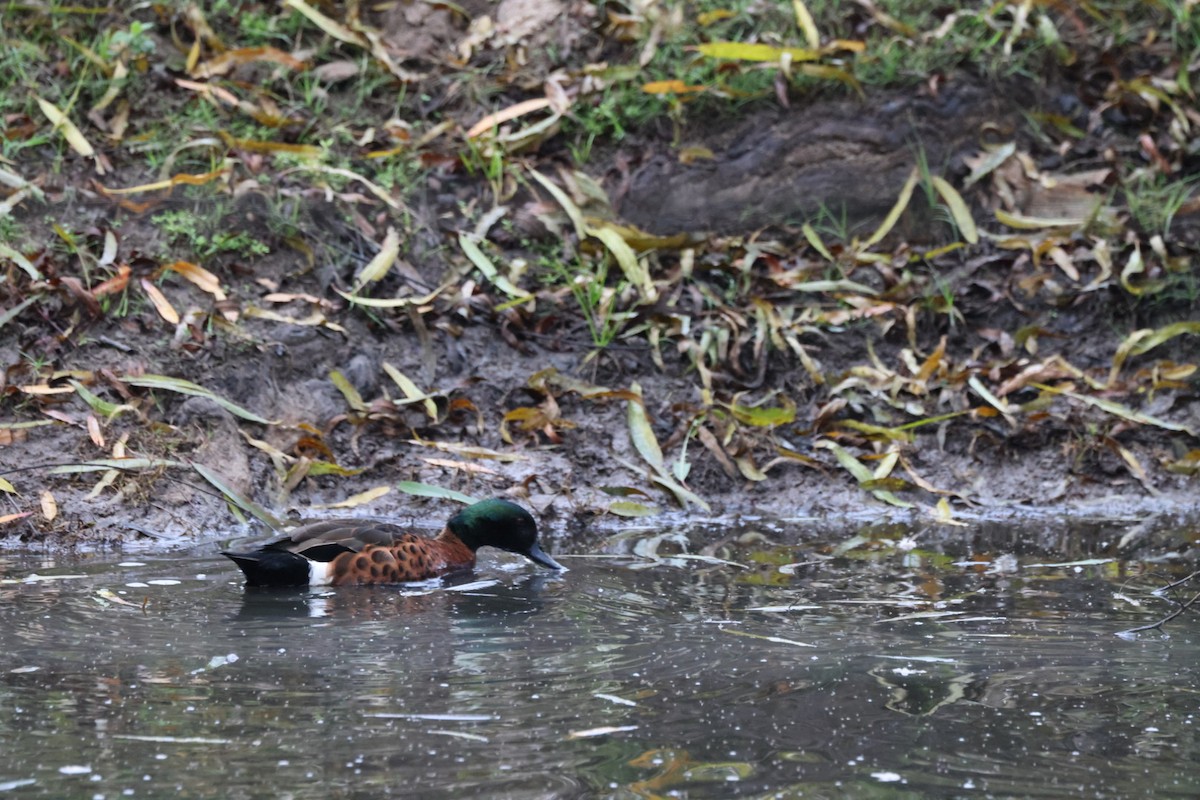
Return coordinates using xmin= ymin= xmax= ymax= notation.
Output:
xmin=4 ymin=303 xmax=1199 ymax=552
xmin=3 ymin=76 xmax=1200 ymax=551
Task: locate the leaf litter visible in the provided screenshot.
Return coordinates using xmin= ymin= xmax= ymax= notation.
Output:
xmin=0 ymin=1 xmax=1198 ymax=545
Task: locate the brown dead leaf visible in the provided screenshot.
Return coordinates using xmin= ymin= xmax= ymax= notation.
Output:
xmin=191 ymin=47 xmax=305 ymax=79
xmin=102 ymin=169 xmax=229 ymax=195
xmin=141 ymin=279 xmax=180 ymax=324
xmin=696 ymin=424 xmax=739 ymax=479
xmin=467 ymin=98 xmax=554 ymax=138
xmin=19 ymin=384 xmax=75 ymax=396
xmin=91 ymin=264 xmax=131 ymax=298
xmin=312 ymin=60 xmax=361 ymax=83
xmin=86 ymin=413 xmax=104 ymax=448
xmin=420 ymin=458 xmax=498 ymax=475
xmin=164 ymin=261 xmax=227 ymax=301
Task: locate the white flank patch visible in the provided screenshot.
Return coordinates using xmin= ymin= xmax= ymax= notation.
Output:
xmin=309 ymin=561 xmax=332 ymax=586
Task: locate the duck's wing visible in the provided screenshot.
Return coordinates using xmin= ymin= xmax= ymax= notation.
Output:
xmin=263 ymin=519 xmax=416 ymax=563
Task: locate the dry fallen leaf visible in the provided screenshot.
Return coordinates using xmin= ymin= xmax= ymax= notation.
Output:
xmin=86 ymin=414 xmax=104 ymax=448
xmin=41 ymin=490 xmax=58 ymax=521
xmin=141 ymin=279 xmax=180 ymax=324
xmin=35 ymin=97 xmax=101 ymax=172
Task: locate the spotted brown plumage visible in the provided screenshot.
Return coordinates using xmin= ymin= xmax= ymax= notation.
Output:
xmin=222 ymin=499 xmax=565 ymax=587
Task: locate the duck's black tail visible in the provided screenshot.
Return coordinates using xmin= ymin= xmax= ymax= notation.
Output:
xmin=222 ymin=550 xmax=311 ymax=587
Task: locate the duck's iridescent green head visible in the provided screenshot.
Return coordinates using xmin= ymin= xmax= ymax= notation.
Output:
xmin=448 ymin=499 xmax=565 ymax=570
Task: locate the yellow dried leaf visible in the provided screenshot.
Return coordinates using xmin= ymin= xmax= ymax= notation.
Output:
xmin=282 ymin=0 xmax=366 ymax=46
xmin=335 ymin=283 xmax=448 ymax=308
xmin=802 ymin=222 xmax=835 ymax=260
xmin=220 ymin=135 xmax=323 ymax=159
xmin=1119 ymin=243 xmax=1148 ymax=295
xmin=697 ymin=9 xmax=734 ymax=25
xmin=968 ymin=375 xmax=1013 ymax=418
xmin=383 ymin=362 xmax=438 ymax=420
xmin=141 ymin=279 xmax=180 ymax=324
xmin=641 ymin=80 xmax=707 ymax=95
xmin=1047 ymin=246 xmax=1079 ymax=281
xmin=963 ymin=141 xmax=1015 ymax=188
xmin=995 ymin=208 xmax=1083 ymax=230
xmin=695 ymin=42 xmax=819 ymax=62
xmin=609 ymin=501 xmax=660 ymax=517
xmin=91 ymin=61 xmax=128 ymax=115
xmin=932 ymin=498 xmax=968 ymax=526
xmin=1035 ymin=384 xmax=1196 ymax=436
xmin=313 ymin=486 xmax=391 ymax=509
xmin=873 ymin=450 xmax=899 ymax=481
xmin=1107 ymin=439 xmax=1158 ymax=496
xmin=915 ymin=336 xmax=946 ymax=384
xmin=165 ymin=261 xmax=227 ymax=301
xmin=1166 ymin=450 xmax=1200 ymax=476
xmin=35 ymin=96 xmax=98 ymax=164
xmin=823 ymin=38 xmax=866 ymax=53
xmin=931 ymin=176 xmax=977 ymax=244
xmin=736 ymin=455 xmax=768 ymax=482
xmin=467 ymin=98 xmax=554 ymax=138
xmin=528 ymin=168 xmax=586 ymax=239
xmin=458 ymin=234 xmax=532 ymax=300
xmin=864 ymin=167 xmax=918 ymax=247
xmin=243 ymin=306 xmax=343 ymax=331
xmin=18 ymin=384 xmax=74 ymax=395
xmin=587 ymin=223 xmax=656 ymax=301
xmin=836 ymin=419 xmax=913 ymax=442
xmin=356 ymin=226 xmax=401 ymax=287
xmin=792 ymin=0 xmax=821 ymax=48
xmin=294 ymin=164 xmax=400 ymax=209
xmin=797 ymin=64 xmax=862 ymax=95
xmin=102 ymin=169 xmax=228 ymax=195
xmin=328 ymin=370 xmax=367 ymax=412
xmin=815 ymin=440 xmax=913 ymax=508
xmin=186 ymin=37 xmax=201 ymax=74
xmin=1158 ymin=363 xmax=1197 ymax=381
xmin=626 ymin=383 xmax=664 ymax=471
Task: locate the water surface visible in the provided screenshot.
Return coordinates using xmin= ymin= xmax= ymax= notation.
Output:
xmin=1 ymin=517 xmax=1197 ymax=798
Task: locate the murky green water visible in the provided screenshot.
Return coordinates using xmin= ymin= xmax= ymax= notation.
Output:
xmin=2 ymin=518 xmax=1198 ymax=798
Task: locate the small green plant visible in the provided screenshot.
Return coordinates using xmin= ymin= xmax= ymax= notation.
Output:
xmin=103 ymin=21 xmax=156 ymax=59
xmin=808 ymin=203 xmax=854 ymax=243
xmin=461 ymin=137 xmax=512 ymax=202
xmin=0 ymin=216 xmax=27 ymax=250
xmin=925 ymin=275 xmax=963 ymax=331
xmin=237 ymin=7 xmax=306 ymax=45
xmin=1124 ymin=172 xmax=1198 ymax=239
xmin=153 ymin=209 xmax=270 ymax=260
xmin=371 ymin=154 xmax=423 ymax=193
xmin=542 ymin=254 xmax=628 ymax=348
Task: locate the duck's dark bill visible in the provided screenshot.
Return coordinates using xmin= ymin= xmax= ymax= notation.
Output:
xmin=526 ymin=543 xmax=567 ymax=571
